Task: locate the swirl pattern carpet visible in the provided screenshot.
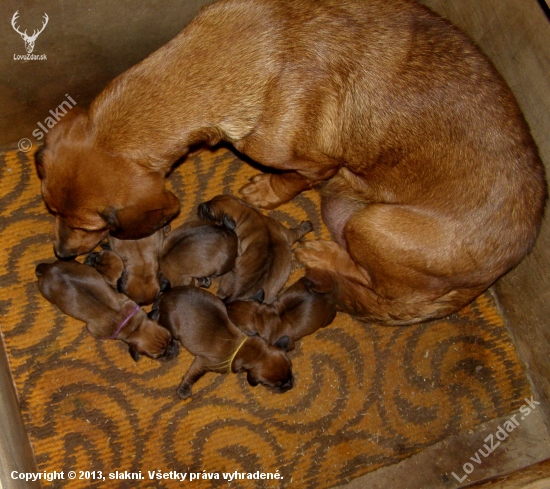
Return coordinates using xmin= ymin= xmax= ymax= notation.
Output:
xmin=0 ymin=144 xmax=530 ymax=488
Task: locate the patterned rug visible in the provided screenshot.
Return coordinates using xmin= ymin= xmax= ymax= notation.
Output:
xmin=0 ymin=144 xmax=530 ymax=488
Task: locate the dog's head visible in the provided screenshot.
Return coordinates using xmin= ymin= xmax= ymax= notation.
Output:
xmin=126 ymin=317 xmax=179 ymax=361
xmin=232 ymin=335 xmax=293 ymax=393
xmin=35 ymin=111 xmax=180 ymax=259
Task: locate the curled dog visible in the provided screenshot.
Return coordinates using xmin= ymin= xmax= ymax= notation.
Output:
xmin=35 ymin=0 xmax=546 ymax=324
xmin=198 ymin=194 xmax=312 ymax=302
xmin=153 ymin=286 xmax=293 ymax=399
xmin=159 ymin=220 xmax=238 ymax=288
xmin=85 ymin=229 xmax=169 ymax=305
xmin=35 ymin=260 xmax=178 ymax=361
xmin=227 ymin=276 xmax=337 ymax=351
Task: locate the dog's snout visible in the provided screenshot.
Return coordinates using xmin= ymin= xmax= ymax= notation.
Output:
xmin=197 ymin=202 xmax=212 ymax=221
xmin=54 ymin=247 xmax=77 ymax=261
xmin=164 ymin=338 xmax=179 ymax=360
xmin=35 ymin=263 xmax=49 ymax=278
xmin=279 ymin=375 xmax=294 ymax=393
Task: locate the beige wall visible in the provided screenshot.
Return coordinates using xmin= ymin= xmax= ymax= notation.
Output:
xmin=0 ymin=0 xmax=215 ymax=147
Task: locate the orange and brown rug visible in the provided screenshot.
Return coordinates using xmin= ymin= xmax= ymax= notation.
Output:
xmin=0 ymin=144 xmax=530 ymax=488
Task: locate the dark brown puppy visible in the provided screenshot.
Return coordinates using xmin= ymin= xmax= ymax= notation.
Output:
xmin=198 ymin=194 xmax=312 ymax=302
xmin=35 ymin=260 xmax=178 ymax=361
xmin=227 ymin=276 xmax=337 ymax=351
xmin=85 ymin=229 xmax=168 ymax=305
xmin=154 ymin=286 xmax=293 ymax=399
xmin=160 ymin=220 xmax=238 ymax=288
xmin=35 ymin=0 xmax=546 ymax=324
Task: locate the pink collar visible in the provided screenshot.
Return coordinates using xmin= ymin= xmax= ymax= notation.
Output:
xmin=110 ymin=304 xmax=140 ymax=339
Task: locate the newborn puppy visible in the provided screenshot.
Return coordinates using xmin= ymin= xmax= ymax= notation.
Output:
xmin=198 ymin=194 xmax=313 ymax=302
xmin=154 ymin=286 xmax=293 ymax=399
xmin=35 ymin=260 xmax=178 ymax=361
xmin=84 ymin=229 xmax=168 ymax=305
xmin=227 ymin=276 xmax=337 ymax=351
xmin=160 ymin=220 xmax=238 ymax=288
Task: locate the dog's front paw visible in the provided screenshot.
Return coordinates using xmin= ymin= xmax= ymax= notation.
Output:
xmin=177 ymin=384 xmax=192 ymax=400
xmin=239 ymin=174 xmax=286 ymax=209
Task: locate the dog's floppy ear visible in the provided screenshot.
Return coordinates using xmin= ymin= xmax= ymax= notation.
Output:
xmin=273 ymin=335 xmax=290 ymax=352
xmin=129 ymin=346 xmax=140 ymax=362
xmin=102 ymin=190 xmax=180 ymax=240
xmin=34 ymin=146 xmax=46 ymax=180
xmin=250 ymin=289 xmax=265 ymax=303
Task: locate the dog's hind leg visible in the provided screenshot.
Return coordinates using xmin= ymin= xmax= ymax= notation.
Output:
xmin=296 ymin=204 xmax=487 ymax=325
xmin=176 ymin=356 xmax=208 ymax=399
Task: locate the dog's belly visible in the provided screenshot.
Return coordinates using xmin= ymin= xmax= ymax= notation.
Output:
xmin=320 ymin=192 xmax=364 ymax=250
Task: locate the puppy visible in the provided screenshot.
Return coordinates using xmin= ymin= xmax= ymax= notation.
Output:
xmin=227 ymin=276 xmax=337 ymax=351
xmin=35 ymin=0 xmax=546 ymax=324
xmin=35 ymin=260 xmax=178 ymax=361
xmin=153 ymin=286 xmax=293 ymax=399
xmin=85 ymin=229 xmax=168 ymax=305
xmin=198 ymin=194 xmax=312 ymax=302
xmin=159 ymin=220 xmax=238 ymax=288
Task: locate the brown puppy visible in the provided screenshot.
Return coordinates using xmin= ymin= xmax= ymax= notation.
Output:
xmin=198 ymin=194 xmax=312 ymax=302
xmin=227 ymin=276 xmax=337 ymax=351
xmin=36 ymin=0 xmax=546 ymax=324
xmin=35 ymin=260 xmax=178 ymax=361
xmin=154 ymin=286 xmax=293 ymax=399
xmin=159 ymin=220 xmax=238 ymax=288
xmin=85 ymin=229 xmax=168 ymax=305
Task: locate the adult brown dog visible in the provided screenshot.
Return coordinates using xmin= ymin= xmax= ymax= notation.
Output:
xmin=198 ymin=194 xmax=313 ymax=302
xmin=35 ymin=0 xmax=546 ymax=324
xmin=35 ymin=260 xmax=178 ymax=361
xmin=85 ymin=229 xmax=169 ymax=305
xmin=227 ymin=276 xmax=337 ymax=351
xmin=153 ymin=286 xmax=293 ymax=399
xmin=159 ymin=220 xmax=238 ymax=288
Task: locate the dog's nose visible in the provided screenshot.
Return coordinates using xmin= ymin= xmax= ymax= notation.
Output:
xmin=35 ymin=263 xmax=48 ymax=278
xmin=279 ymin=376 xmax=294 ymax=392
xmin=164 ymin=339 xmax=179 ymax=360
xmin=54 ymin=246 xmax=77 ymax=261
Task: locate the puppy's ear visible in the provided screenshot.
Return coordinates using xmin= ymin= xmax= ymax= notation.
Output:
xmin=148 ymin=309 xmax=160 ymax=321
xmin=250 ymin=289 xmax=265 ymax=303
xmin=103 ymin=190 xmax=180 ymax=240
xmin=273 ymin=335 xmax=290 ymax=352
xmin=160 ymin=276 xmax=171 ymax=292
xmin=222 ymin=215 xmax=237 ymax=230
xmin=246 ymin=372 xmax=259 ymax=387
xmin=34 ymin=146 xmax=46 ymax=180
xmin=129 ymin=346 xmax=140 ymax=362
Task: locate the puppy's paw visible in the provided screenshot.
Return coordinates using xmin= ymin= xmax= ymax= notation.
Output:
xmin=83 ymin=252 xmax=101 ymax=267
xmin=239 ymin=174 xmax=286 ymax=209
xmin=177 ymin=384 xmax=192 ymax=400
xmin=295 ymin=240 xmax=347 ymax=271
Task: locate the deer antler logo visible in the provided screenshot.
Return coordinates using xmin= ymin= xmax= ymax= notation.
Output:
xmin=11 ymin=11 xmax=49 ymax=54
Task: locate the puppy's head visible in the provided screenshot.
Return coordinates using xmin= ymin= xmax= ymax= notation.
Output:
xmin=232 ymin=336 xmax=293 ymax=393
xmin=35 ymin=111 xmax=180 ymax=259
xmin=126 ymin=317 xmax=179 ymax=361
